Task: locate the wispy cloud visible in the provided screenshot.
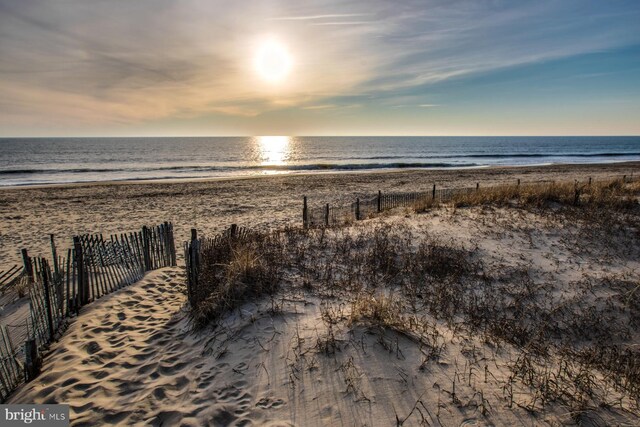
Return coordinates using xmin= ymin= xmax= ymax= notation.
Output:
xmin=270 ymin=13 xmax=369 ymax=21
xmin=302 ymin=104 xmax=337 ymax=110
xmin=390 ymin=104 xmax=440 ymax=109
xmin=310 ymin=21 xmax=374 ymax=26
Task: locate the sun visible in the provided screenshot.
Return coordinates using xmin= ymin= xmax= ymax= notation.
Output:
xmin=254 ymin=39 xmax=293 ymax=83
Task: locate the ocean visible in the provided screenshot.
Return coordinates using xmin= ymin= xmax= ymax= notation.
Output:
xmin=0 ymin=136 xmax=639 ymax=187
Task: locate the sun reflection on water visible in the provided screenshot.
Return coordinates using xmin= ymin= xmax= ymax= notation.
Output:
xmin=256 ymin=136 xmax=291 ymax=168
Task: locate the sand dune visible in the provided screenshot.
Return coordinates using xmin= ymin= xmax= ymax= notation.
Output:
xmin=9 ymin=198 xmax=640 ymax=426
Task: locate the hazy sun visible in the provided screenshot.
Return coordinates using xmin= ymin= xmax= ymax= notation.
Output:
xmin=254 ymin=39 xmax=292 ymax=83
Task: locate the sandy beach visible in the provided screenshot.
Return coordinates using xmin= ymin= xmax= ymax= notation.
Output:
xmin=1 ymin=163 xmax=639 ymax=425
xmin=1 ymin=162 xmax=638 ymax=271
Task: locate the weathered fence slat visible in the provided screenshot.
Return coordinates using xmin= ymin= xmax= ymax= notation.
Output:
xmin=0 ymin=265 xmax=21 ymax=287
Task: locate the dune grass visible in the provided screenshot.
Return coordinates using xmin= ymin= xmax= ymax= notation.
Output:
xmin=190 ymin=231 xmax=286 ymax=327
xmin=447 ymin=177 xmax=640 ymax=209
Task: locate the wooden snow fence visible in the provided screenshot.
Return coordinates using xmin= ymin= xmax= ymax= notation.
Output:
xmin=302 ymin=185 xmax=476 ymax=228
xmin=0 ymin=222 xmax=176 ymax=402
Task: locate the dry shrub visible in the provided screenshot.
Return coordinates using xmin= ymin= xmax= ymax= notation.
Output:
xmin=191 ymin=231 xmax=284 ymax=327
xmin=225 ymin=246 xmax=261 ymax=284
xmin=408 ymin=238 xmax=475 ymax=280
xmin=363 ymin=224 xmax=412 ymax=284
xmin=349 ymin=293 xmax=445 ymax=359
xmin=350 ymin=294 xmax=403 ymax=327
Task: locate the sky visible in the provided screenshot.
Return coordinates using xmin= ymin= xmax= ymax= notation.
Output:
xmin=1 ymin=0 xmax=639 ymax=137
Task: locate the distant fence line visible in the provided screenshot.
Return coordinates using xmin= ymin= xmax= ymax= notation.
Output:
xmin=303 ymin=186 xmax=470 ymax=228
xmin=303 ymin=174 xmax=638 ymax=228
xmin=0 ymin=222 xmax=176 ymax=402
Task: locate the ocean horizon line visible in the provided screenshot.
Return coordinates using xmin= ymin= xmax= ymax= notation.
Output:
xmin=1 ymin=136 xmax=639 ymax=188
xmin=2 ymin=134 xmax=640 ymax=139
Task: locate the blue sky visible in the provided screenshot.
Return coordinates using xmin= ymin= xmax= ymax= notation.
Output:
xmin=1 ymin=0 xmax=639 ymax=136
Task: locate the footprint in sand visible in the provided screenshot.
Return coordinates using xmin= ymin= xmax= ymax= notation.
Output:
xmin=255 ymin=397 xmax=285 ymax=409
xmin=89 ymin=370 xmax=109 ymax=380
xmin=85 ymin=341 xmax=102 ymax=355
xmin=150 ymin=410 xmax=183 ymax=426
xmin=211 ymin=408 xmax=238 ymax=427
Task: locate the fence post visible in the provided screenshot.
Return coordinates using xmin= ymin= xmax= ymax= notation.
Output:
xmin=324 ymin=203 xmax=330 ymax=227
xmin=574 ymin=180 xmax=579 ymax=205
xmin=74 ymin=237 xmax=88 ymax=307
xmin=188 ymin=229 xmax=198 ymax=305
xmin=355 ymin=198 xmax=360 ymax=221
xmin=377 ymin=191 xmax=382 ymax=213
xmin=24 ymin=339 xmax=40 ymax=382
xmin=41 ymin=260 xmax=55 ymax=342
xmin=162 ymin=221 xmax=172 ymax=266
xmin=588 ymin=177 xmax=592 ymax=186
xmin=623 ymin=174 xmax=626 ymax=183
xmin=21 ymin=249 xmax=33 ymax=282
xmin=432 ymin=184 xmax=436 ymax=200
xmin=303 ymin=196 xmax=308 ymax=228
xmin=476 ymin=182 xmax=479 ymax=191
xmin=49 ymin=234 xmax=59 ymax=277
xmin=230 ymin=224 xmax=238 ymax=239
xmin=168 ymin=222 xmax=177 ymax=266
xmin=142 ymin=226 xmax=151 ymax=271
xmin=517 ymin=178 xmax=520 ymax=186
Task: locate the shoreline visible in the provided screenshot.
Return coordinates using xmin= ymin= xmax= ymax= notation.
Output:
xmin=1 ymin=160 xmax=638 ymax=191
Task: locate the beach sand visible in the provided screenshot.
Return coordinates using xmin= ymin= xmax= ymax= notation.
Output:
xmin=1 ymin=162 xmax=638 ymax=270
xmin=2 ymin=163 xmax=640 ymax=426
xmin=7 ymin=199 xmax=640 ymax=425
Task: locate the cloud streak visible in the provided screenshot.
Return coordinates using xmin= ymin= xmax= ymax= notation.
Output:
xmin=270 ymin=13 xmax=369 ymax=21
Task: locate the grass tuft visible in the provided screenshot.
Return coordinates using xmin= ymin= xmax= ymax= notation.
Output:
xmin=190 ymin=230 xmax=285 ymax=328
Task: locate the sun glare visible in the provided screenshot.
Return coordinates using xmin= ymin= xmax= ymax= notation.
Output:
xmin=254 ymin=39 xmax=293 ymax=83
xmin=257 ymin=135 xmax=290 ymax=166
